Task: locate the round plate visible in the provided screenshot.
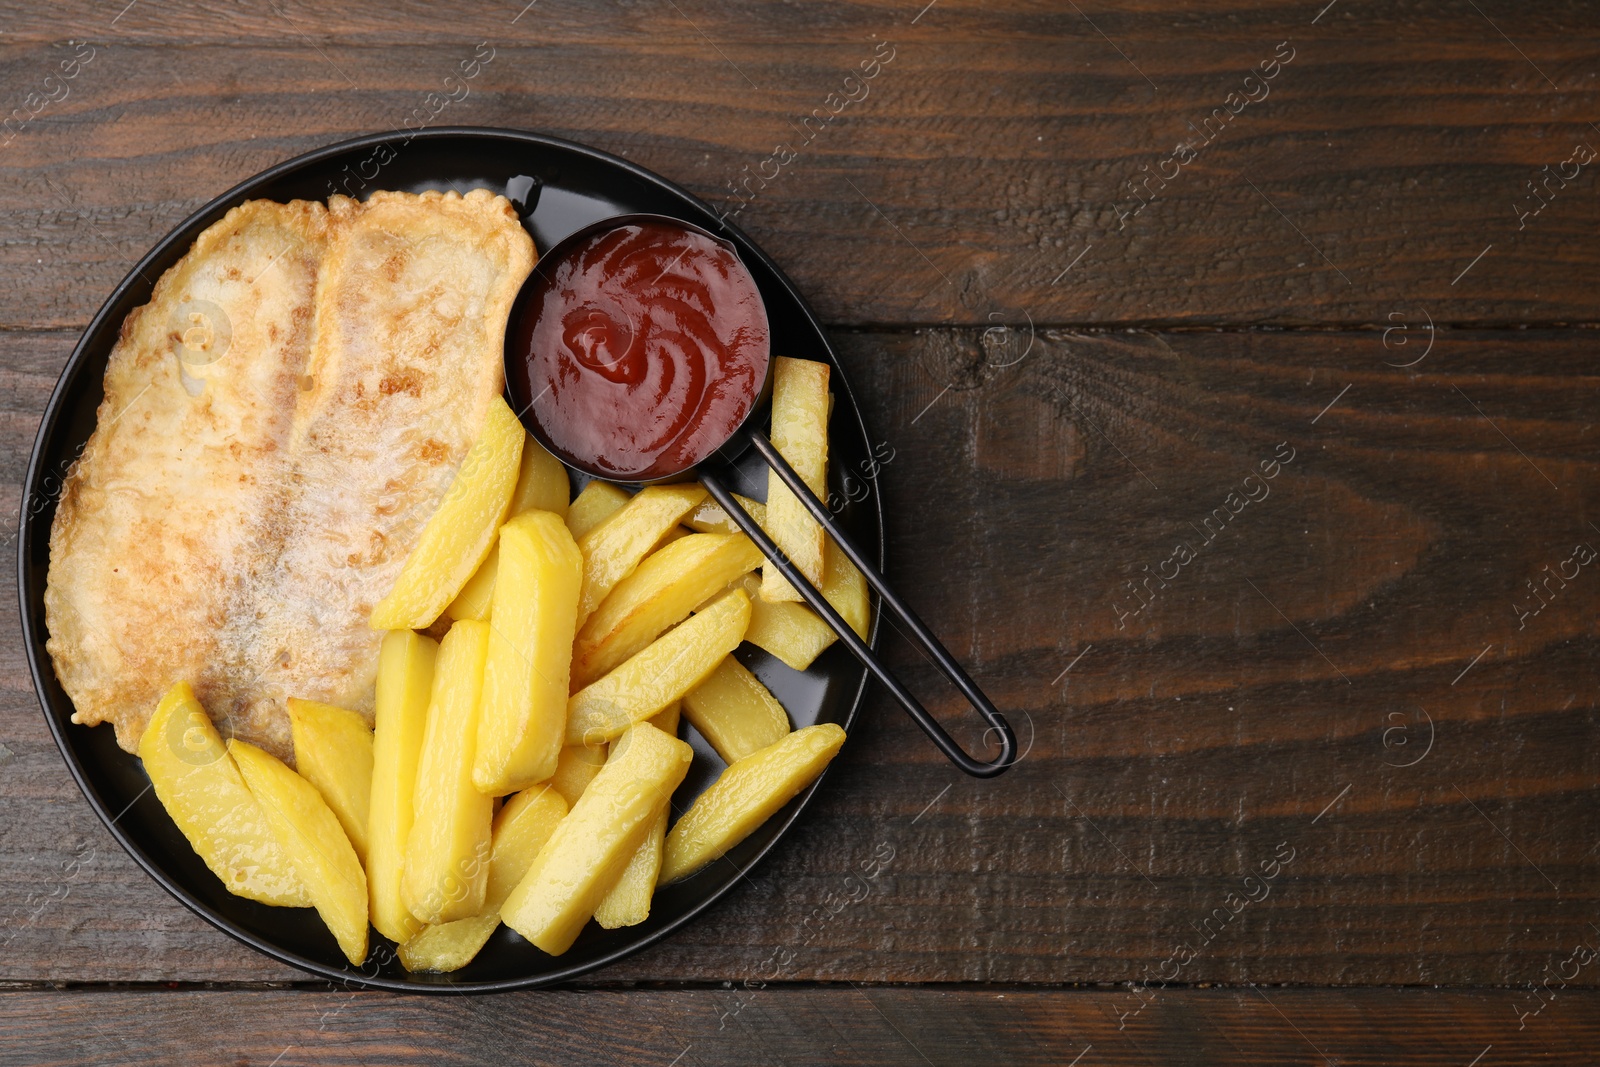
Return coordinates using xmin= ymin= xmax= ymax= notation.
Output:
xmin=17 ymin=127 xmax=882 ymax=991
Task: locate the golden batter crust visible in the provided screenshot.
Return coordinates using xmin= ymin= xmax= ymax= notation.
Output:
xmin=45 ymin=189 xmax=535 ymax=760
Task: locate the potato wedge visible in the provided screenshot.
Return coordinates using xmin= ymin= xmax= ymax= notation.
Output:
xmin=445 ymin=543 xmax=499 ymax=623
xmin=576 ymin=483 xmax=708 ymax=624
xmin=472 ymin=511 xmax=584 ymax=795
xmin=567 ymin=588 xmax=751 ymax=745
xmin=510 ymin=432 xmax=571 ymax=520
xmin=138 ymin=682 xmax=311 ymax=907
xmin=286 ymin=698 xmax=374 ymax=864
xmin=572 ymin=532 xmax=764 ymax=688
xmin=501 ymin=722 xmax=693 ymax=955
xmin=399 ymin=784 xmax=566 ymax=972
xmin=545 ymin=743 xmax=607 ymax=807
xmin=367 ymin=630 xmax=439 ymax=943
xmin=565 ymin=481 xmax=631 ymax=540
xmin=761 ymin=357 xmax=830 ymax=602
xmin=682 ymin=657 xmax=791 ymax=764
xmin=593 ymin=703 xmax=679 ymax=930
xmin=403 ymin=620 xmax=494 ymax=925
xmin=230 ymin=740 xmax=369 ymax=965
xmin=370 ymin=396 xmax=525 ymax=630
xmin=684 ymin=493 xmax=765 ymax=536
xmin=661 ymin=723 xmax=846 ymax=884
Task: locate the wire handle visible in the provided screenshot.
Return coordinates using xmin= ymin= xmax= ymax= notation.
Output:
xmin=700 ymin=432 xmax=1017 ymax=778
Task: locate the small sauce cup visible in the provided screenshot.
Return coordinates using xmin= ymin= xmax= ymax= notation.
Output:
xmin=506 ymin=214 xmax=1015 ymax=777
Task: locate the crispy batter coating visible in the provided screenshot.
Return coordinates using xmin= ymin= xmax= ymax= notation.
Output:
xmin=46 ymin=189 xmax=535 ymax=760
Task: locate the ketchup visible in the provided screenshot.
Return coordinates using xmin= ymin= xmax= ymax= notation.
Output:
xmin=511 ymin=220 xmax=770 ymax=481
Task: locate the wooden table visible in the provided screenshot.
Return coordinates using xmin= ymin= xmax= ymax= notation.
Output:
xmin=3 ymin=2 xmax=1598 ymax=1063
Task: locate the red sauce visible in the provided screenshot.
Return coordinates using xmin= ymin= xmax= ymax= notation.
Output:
xmin=511 ymin=220 xmax=769 ymax=481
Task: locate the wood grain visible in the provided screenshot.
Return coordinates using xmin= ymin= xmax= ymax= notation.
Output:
xmin=4 ymin=327 xmax=1595 ymax=987
xmin=2 ymin=987 xmax=1598 ymax=1066
xmin=1 ymin=3 xmax=1600 ymax=327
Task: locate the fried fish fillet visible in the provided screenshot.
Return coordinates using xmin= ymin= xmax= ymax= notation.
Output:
xmin=46 ymin=189 xmax=535 ymax=760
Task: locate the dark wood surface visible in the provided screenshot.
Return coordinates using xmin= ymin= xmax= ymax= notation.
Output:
xmin=3 ymin=1 xmax=1599 ymax=1063
xmin=4 ymin=988 xmax=1600 ymax=1067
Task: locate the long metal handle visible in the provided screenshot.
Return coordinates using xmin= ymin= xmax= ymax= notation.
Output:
xmin=701 ymin=432 xmax=1016 ymax=778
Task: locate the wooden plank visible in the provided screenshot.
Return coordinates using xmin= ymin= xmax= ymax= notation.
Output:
xmin=2 ymin=987 xmax=1598 ymax=1066
xmin=2 ymin=5 xmax=1600 ymax=327
xmin=4 ymin=326 xmax=1595 ymax=986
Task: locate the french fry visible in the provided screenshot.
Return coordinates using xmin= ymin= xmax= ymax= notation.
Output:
xmin=545 ymin=743 xmax=608 ymax=807
xmin=742 ymin=538 xmax=873 ymax=670
xmin=572 ymin=532 xmax=765 ymax=688
xmin=509 ymin=432 xmax=571 ymax=519
xmin=652 ymin=525 xmax=692 ymax=552
xmin=745 ymin=606 xmax=834 ymax=670
xmin=661 ymin=723 xmax=846 ymax=884
xmin=501 ymin=722 xmax=693 ymax=955
xmin=403 ymin=620 xmax=494 ymax=925
xmin=566 ymin=588 xmax=751 ymax=745
xmin=448 ymin=439 xmax=574 ymax=623
xmin=576 ymin=484 xmax=708 ymax=624
xmin=367 ymin=630 xmax=438 ymax=944
xmin=230 ymin=740 xmax=369 ymax=965
xmin=685 ymin=494 xmax=869 ymax=641
xmin=742 ymin=572 xmax=837 ymax=671
xmin=684 ymin=493 xmax=765 ymax=536
xmin=370 ymin=397 xmax=525 ymax=629
xmin=821 ymin=540 xmax=871 ymax=641
xmin=444 ymin=544 xmax=498 ymax=623
xmin=137 ymin=682 xmax=311 ymax=907
xmin=565 ymin=481 xmax=631 ymax=540
xmin=761 ymin=358 xmax=830 ymax=602
xmin=681 ymin=657 xmax=790 ymax=764
xmin=286 ymin=698 xmax=374 ymax=864
xmin=593 ymin=703 xmax=680 ymax=930
xmin=472 ymin=511 xmax=583 ymax=795
xmin=398 ymin=784 xmax=567 ymax=972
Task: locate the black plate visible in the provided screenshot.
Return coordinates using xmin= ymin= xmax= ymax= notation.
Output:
xmin=17 ymin=128 xmax=882 ymax=991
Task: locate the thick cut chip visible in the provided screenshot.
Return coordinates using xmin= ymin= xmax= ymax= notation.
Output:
xmin=473 ymin=511 xmax=584 ymax=795
xmin=399 ymin=784 xmax=566 ymax=972
xmin=681 ymin=657 xmax=791 ymax=764
xmin=403 ymin=620 xmax=494 ymax=925
xmin=447 ymin=437 xmax=573 ymax=626
xmin=545 ymin=743 xmax=607 ymax=808
xmin=46 ymin=190 xmax=535 ymax=760
xmin=510 ymin=433 xmax=571 ymax=519
xmin=744 ymin=593 xmax=837 ymax=671
xmin=821 ymin=540 xmax=872 ymax=642
xmin=662 ymin=723 xmax=846 ymax=884
xmin=230 ymin=739 xmax=369 ymax=965
xmin=445 ymin=545 xmax=499 ymax=624
xmin=567 ymin=589 xmax=750 ymax=745
xmin=138 ymin=681 xmax=310 ymax=907
xmin=501 ymin=723 xmax=693 ymax=955
xmin=742 ymin=540 xmax=872 ymax=670
xmin=593 ymin=703 xmax=680 ymax=929
xmin=572 ymin=532 xmax=764 ymax=688
xmin=684 ymin=493 xmax=765 ymax=536
xmin=761 ymin=358 xmax=830 ymax=602
xmin=575 ymin=484 xmax=707 ymax=624
xmin=286 ymin=698 xmax=374 ymax=863
xmin=370 ymin=397 xmax=525 ymax=630
xmin=367 ymin=629 xmax=438 ymax=944
xmin=565 ymin=482 xmax=630 ymax=540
